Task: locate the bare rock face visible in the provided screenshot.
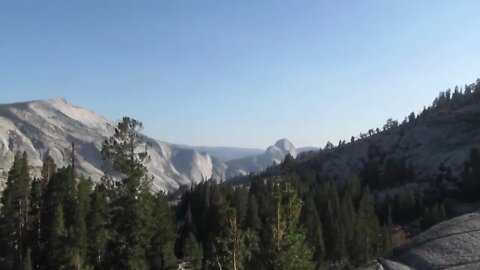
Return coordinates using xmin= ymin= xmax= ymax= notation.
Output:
xmin=225 ymin=139 xmax=298 ymax=178
xmin=274 ymin=138 xmax=297 ymax=158
xmin=0 ymin=99 xmax=226 ymax=191
xmin=304 ymin=104 xmax=480 ymax=180
xmin=364 ymin=211 xmax=480 ymax=270
xmin=0 ymin=99 xmax=296 ymax=191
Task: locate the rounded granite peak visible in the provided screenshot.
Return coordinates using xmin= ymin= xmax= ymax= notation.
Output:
xmin=274 ymin=138 xmax=295 ymax=150
xmin=273 ymin=138 xmax=297 ymax=157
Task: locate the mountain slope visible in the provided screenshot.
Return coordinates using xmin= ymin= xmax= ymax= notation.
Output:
xmin=225 ymin=138 xmax=297 ymax=178
xmin=363 ymin=211 xmax=480 ymax=269
xmin=0 ymin=99 xmax=297 ymax=191
xmin=0 ymin=99 xmax=227 ymax=191
xmin=295 ymin=103 xmax=480 ymax=182
xmin=174 ymin=145 xmax=264 ymax=162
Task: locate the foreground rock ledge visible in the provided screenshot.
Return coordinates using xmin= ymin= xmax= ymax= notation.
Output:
xmin=363 ymin=211 xmax=480 ymax=270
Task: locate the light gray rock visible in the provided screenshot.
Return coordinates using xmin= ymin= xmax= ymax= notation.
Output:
xmin=303 ymin=104 xmax=480 ymax=180
xmin=225 ymin=138 xmax=298 ymax=178
xmin=0 ymin=99 xmax=226 ymax=191
xmin=0 ymin=99 xmax=296 ymax=191
xmin=176 ymin=145 xmax=264 ymax=162
xmin=365 ymin=211 xmax=480 ymax=270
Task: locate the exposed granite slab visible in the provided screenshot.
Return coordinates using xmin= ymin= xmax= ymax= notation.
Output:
xmin=364 ymin=212 xmax=480 ymax=270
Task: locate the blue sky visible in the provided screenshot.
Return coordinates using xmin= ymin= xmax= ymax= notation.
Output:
xmin=1 ymin=1 xmax=480 ymax=148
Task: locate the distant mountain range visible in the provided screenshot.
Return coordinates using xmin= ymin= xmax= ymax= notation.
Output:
xmin=175 ymin=145 xmax=264 ymax=162
xmin=0 ymin=98 xmax=315 ymax=191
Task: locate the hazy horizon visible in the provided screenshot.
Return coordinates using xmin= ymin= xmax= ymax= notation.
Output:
xmin=2 ymin=1 xmax=480 ymax=148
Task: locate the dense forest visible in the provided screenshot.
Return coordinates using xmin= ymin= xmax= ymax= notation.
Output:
xmin=0 ymin=117 xmax=391 ymax=270
xmin=1 ymin=79 xmax=480 ymax=269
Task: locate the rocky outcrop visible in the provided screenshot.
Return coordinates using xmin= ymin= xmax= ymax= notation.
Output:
xmin=0 ymin=99 xmax=226 ymax=191
xmin=364 ymin=211 xmax=480 ymax=270
xmin=0 ymin=99 xmax=297 ymax=191
xmin=225 ymin=138 xmax=297 ymax=178
xmin=300 ymin=104 xmax=480 ymax=180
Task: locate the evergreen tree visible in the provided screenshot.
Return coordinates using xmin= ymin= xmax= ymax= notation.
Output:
xmin=213 ymin=207 xmax=249 ymax=270
xmin=268 ymin=183 xmax=315 ymax=270
xmin=339 ymin=194 xmax=356 ymax=261
xmin=462 ymin=148 xmax=480 ymax=200
xmin=242 ymin=228 xmax=260 ymax=270
xmin=101 ymin=117 xmax=154 ymax=270
xmin=147 ymin=192 xmax=177 ymax=270
xmin=338 ymin=257 xmax=353 ymax=270
xmin=422 ymin=203 xmax=447 ymax=230
xmin=183 ymin=233 xmax=203 ymax=270
xmin=300 ymin=196 xmax=325 ymax=269
xmin=22 ymin=248 xmax=33 ymax=270
xmin=0 ymin=152 xmax=31 ymax=270
xmin=234 ymin=187 xmax=249 ymax=228
xmin=86 ymin=185 xmax=108 ymax=269
xmin=361 ymin=159 xmax=381 ymax=189
xmin=244 ymin=193 xmax=261 ymax=230
xmin=351 ymin=192 xmax=381 ymax=265
xmin=44 ymin=203 xmax=68 ymax=269
xmin=323 ymin=199 xmax=346 ymax=264
xmin=395 ymin=190 xmax=417 ymax=223
xmin=28 ymin=178 xmax=44 ymax=269
xmin=379 ymin=226 xmax=394 ymax=254
xmin=72 ymin=177 xmax=91 ymax=268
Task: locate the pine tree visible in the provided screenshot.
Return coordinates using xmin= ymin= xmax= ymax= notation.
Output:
xmin=101 ymin=117 xmax=154 ymax=270
xmin=422 ymin=203 xmax=448 ymax=230
xmin=395 ymin=190 xmax=417 ymax=223
xmin=86 ymin=185 xmax=108 ymax=269
xmin=22 ymin=248 xmax=33 ymax=270
xmin=439 ymin=203 xmax=447 ymax=222
xmin=329 ymin=217 xmax=347 ymax=264
xmin=323 ymin=200 xmax=338 ymax=262
xmin=462 ymin=148 xmax=480 ymax=200
xmin=339 ymin=193 xmax=355 ymax=260
xmin=72 ymin=177 xmax=91 ymax=268
xmin=176 ymin=202 xmax=194 ymax=259
xmin=147 ymin=192 xmax=177 ymax=270
xmin=301 ymin=196 xmax=325 ymax=269
xmin=244 ymin=194 xmax=261 ymax=230
xmin=379 ymin=226 xmax=393 ymax=254
xmin=338 ymin=257 xmax=353 ymax=270
xmin=0 ymin=152 xmax=31 ymax=270
xmin=28 ymin=178 xmax=44 ymax=269
xmin=65 ymin=248 xmax=82 ymax=270
xmin=351 ymin=192 xmax=381 ymax=265
xmin=269 ymin=183 xmax=315 ymax=270
xmin=45 ymin=203 xmax=68 ymax=269
xmin=421 ymin=207 xmax=433 ymax=230
xmin=242 ymin=228 xmax=260 ymax=270
xmin=214 ymin=207 xmax=249 ymax=270
xmin=40 ymin=166 xmax=80 ymax=269
xmin=183 ymin=233 xmax=203 ymax=270
xmin=234 ymin=187 xmax=249 ymax=228
xmin=342 ymin=175 xmax=361 ymax=202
